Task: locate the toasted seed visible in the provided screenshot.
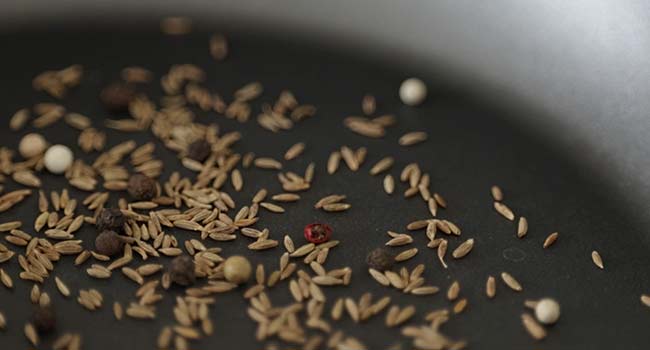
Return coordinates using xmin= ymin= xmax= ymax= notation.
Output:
xmin=113 ymin=302 xmax=123 ymax=320
xmin=254 ymin=157 xmax=282 ymax=170
xmin=437 ymin=240 xmax=448 ymax=269
xmin=641 ymin=295 xmax=650 ymax=308
xmin=283 ymin=235 xmax=295 ymax=253
xmin=411 ymin=286 xmax=440 ymax=295
xmin=501 ymin=272 xmax=523 ymax=292
xmin=369 ymin=268 xmax=390 ymax=286
xmin=327 ymin=152 xmax=341 ymax=174
xmin=272 ymin=193 xmax=300 ymax=202
xmin=517 ymin=217 xmax=528 ymax=238
xmin=385 ymin=234 xmax=413 ymax=247
xmin=394 ymin=305 xmax=416 ymax=326
xmin=284 ymin=142 xmax=305 ymax=160
xmin=453 ymin=299 xmax=468 ymax=314
xmin=260 ymin=202 xmax=285 ymax=213
xmin=10 ymin=108 xmax=30 ymax=130
xmin=521 ymin=313 xmax=547 ymax=340
xmin=344 ymin=298 xmax=360 ymax=322
xmin=447 ymin=281 xmax=460 ymax=301
xmin=494 ymin=202 xmax=515 ymax=221
xmin=54 ymin=277 xmax=70 ymax=297
xmin=452 ymin=239 xmax=474 ymax=259
xmin=0 ymin=310 xmax=5 ymax=329
xmin=491 ymin=185 xmax=503 ymax=201
xmin=383 ymin=175 xmax=395 ymax=194
xmin=315 ymin=194 xmax=346 ymax=209
xmin=370 ymin=157 xmax=394 ymax=175
xmin=591 ymin=250 xmax=604 ymax=269
xmin=231 ymin=169 xmax=243 ymax=191
xmin=340 ymin=146 xmax=359 ymax=171
xmin=322 ymin=203 xmax=351 ymax=212
xmin=486 ymin=276 xmax=496 ymax=298
xmin=399 ymin=131 xmax=427 ymax=146
xmin=394 ymin=248 xmax=418 ymax=262
xmin=0 ymin=269 xmax=12 ymax=289
xmin=291 ymin=243 xmax=315 ymax=257
xmin=543 ymin=232 xmax=559 ymax=248
xmin=25 ymin=323 xmax=39 ymax=345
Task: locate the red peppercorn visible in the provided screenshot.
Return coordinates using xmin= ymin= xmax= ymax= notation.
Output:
xmin=304 ymin=223 xmax=332 ymax=244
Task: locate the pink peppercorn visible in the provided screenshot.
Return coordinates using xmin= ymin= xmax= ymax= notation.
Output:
xmin=304 ymin=223 xmax=332 ymax=244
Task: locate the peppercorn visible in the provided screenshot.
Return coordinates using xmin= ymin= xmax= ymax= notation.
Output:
xmin=303 ymin=223 xmax=332 ymax=244
xmin=186 ymin=139 xmax=212 ymax=162
xmin=32 ymin=306 xmax=56 ymax=334
xmin=96 ymin=208 xmax=125 ymax=232
xmin=100 ymin=82 xmax=137 ymax=113
xmin=170 ymin=256 xmax=195 ymax=286
xmin=223 ymin=255 xmax=252 ymax=284
xmin=95 ymin=230 xmax=123 ymax=257
xmin=366 ymin=247 xmax=395 ymax=271
xmin=127 ymin=173 xmax=157 ymax=200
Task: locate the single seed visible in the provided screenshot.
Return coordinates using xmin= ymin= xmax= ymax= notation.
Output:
xmin=447 ymin=281 xmax=460 ymax=301
xmin=591 ymin=250 xmax=604 ymax=269
xmin=543 ymin=232 xmax=559 ymax=248
xmin=54 ymin=277 xmax=70 ymax=297
xmin=521 ymin=313 xmax=547 ymax=340
xmin=19 ymin=133 xmax=48 ymax=159
xmin=500 ymin=272 xmax=523 ymax=292
xmin=169 ymin=256 xmax=195 ymax=286
xmin=641 ymin=294 xmax=650 ymax=308
xmin=32 ymin=306 xmax=56 ymax=334
xmin=399 ymin=131 xmax=428 ymax=146
xmin=383 ymin=175 xmax=395 ymax=194
xmin=95 ymin=230 xmax=123 ymax=257
xmin=491 ymin=185 xmax=503 ymax=201
xmin=127 ymin=174 xmax=157 ymax=200
xmin=494 ymin=202 xmax=515 ymax=221
xmin=399 ymin=78 xmax=427 ymax=106
xmin=366 ymin=248 xmax=395 ymax=271
xmin=44 ymin=145 xmax=73 ymax=174
xmin=284 ymin=142 xmax=305 ymax=160
xmin=517 ymin=217 xmax=528 ymax=238
xmin=394 ymin=248 xmax=418 ymax=262
xmin=486 ymin=276 xmax=496 ymax=299
xmin=452 ymin=238 xmax=474 ymax=259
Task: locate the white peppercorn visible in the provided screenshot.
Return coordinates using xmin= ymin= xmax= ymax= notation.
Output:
xmin=44 ymin=144 xmax=73 ymax=174
xmin=399 ymin=78 xmax=427 ymax=106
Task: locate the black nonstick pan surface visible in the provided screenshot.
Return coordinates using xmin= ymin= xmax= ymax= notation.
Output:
xmin=1 ymin=2 xmax=650 ymax=349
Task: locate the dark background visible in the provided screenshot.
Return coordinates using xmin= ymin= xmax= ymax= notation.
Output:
xmin=0 ymin=7 xmax=649 ymax=350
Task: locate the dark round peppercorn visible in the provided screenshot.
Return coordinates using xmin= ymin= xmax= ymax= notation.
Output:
xmin=127 ymin=173 xmax=157 ymax=200
xmin=100 ymin=82 xmax=137 ymax=113
xmin=95 ymin=230 xmax=124 ymax=257
xmin=96 ymin=208 xmax=125 ymax=232
xmin=169 ymin=255 xmax=195 ymax=286
xmin=186 ymin=139 xmax=212 ymax=162
xmin=33 ymin=306 xmax=56 ymax=334
xmin=366 ymin=248 xmax=395 ymax=271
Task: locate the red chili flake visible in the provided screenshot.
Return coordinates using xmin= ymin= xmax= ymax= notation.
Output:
xmin=304 ymin=223 xmax=332 ymax=244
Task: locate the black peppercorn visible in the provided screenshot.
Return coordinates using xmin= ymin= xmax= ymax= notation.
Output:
xmin=169 ymin=255 xmax=195 ymax=286
xmin=366 ymin=247 xmax=395 ymax=271
xmin=95 ymin=230 xmax=123 ymax=257
xmin=127 ymin=173 xmax=157 ymax=200
xmin=186 ymin=139 xmax=212 ymax=162
xmin=100 ymin=82 xmax=137 ymax=113
xmin=33 ymin=306 xmax=56 ymax=334
xmin=96 ymin=208 xmax=125 ymax=232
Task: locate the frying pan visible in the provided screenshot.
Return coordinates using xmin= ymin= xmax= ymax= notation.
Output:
xmin=1 ymin=1 xmax=649 ymax=349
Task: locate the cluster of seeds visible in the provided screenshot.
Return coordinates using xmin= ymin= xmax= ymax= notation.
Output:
xmin=0 ymin=17 xmax=633 ymax=350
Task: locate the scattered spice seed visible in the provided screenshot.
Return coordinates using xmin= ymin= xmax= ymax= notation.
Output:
xmin=362 ymin=94 xmax=376 ymax=115
xmin=186 ymin=139 xmax=212 ymax=162
xmin=209 ymin=34 xmax=228 ymax=60
xmin=127 ymin=174 xmax=157 ymax=200
xmin=447 ymin=281 xmax=460 ymax=301
xmin=521 ymin=313 xmax=547 ymax=340
xmin=399 ymin=78 xmax=427 ymax=106
xmin=113 ymin=302 xmax=123 ymax=320
xmin=453 ymin=299 xmax=468 ymax=314
xmin=24 ymin=323 xmax=39 ymax=346
xmin=500 ymin=272 xmax=523 ymax=292
xmin=327 ymin=151 xmax=341 ymax=174
xmin=284 ymin=142 xmax=305 ymax=160
xmin=32 ymin=306 xmax=56 ymax=334
xmin=100 ymin=82 xmax=137 ymax=113
xmin=591 ymin=250 xmax=604 ymax=269
xmin=96 ymin=208 xmax=125 ymax=232
xmin=54 ymin=277 xmax=70 ymax=297
xmin=543 ymin=232 xmax=559 ymax=248
xmin=369 ymin=157 xmax=394 ymax=175
xmin=517 ymin=217 xmax=528 ymax=238
xmin=398 ymin=131 xmax=427 ymax=146
xmin=383 ymin=175 xmax=395 ymax=195
xmin=494 ymin=202 xmax=515 ymax=221
xmin=486 ymin=276 xmax=496 ymax=298
xmin=452 ymin=238 xmax=474 ymax=259
xmin=394 ymin=248 xmax=418 ymax=262
xmin=491 ymin=185 xmax=504 ymax=201
xmin=641 ymin=295 xmax=650 ymax=308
